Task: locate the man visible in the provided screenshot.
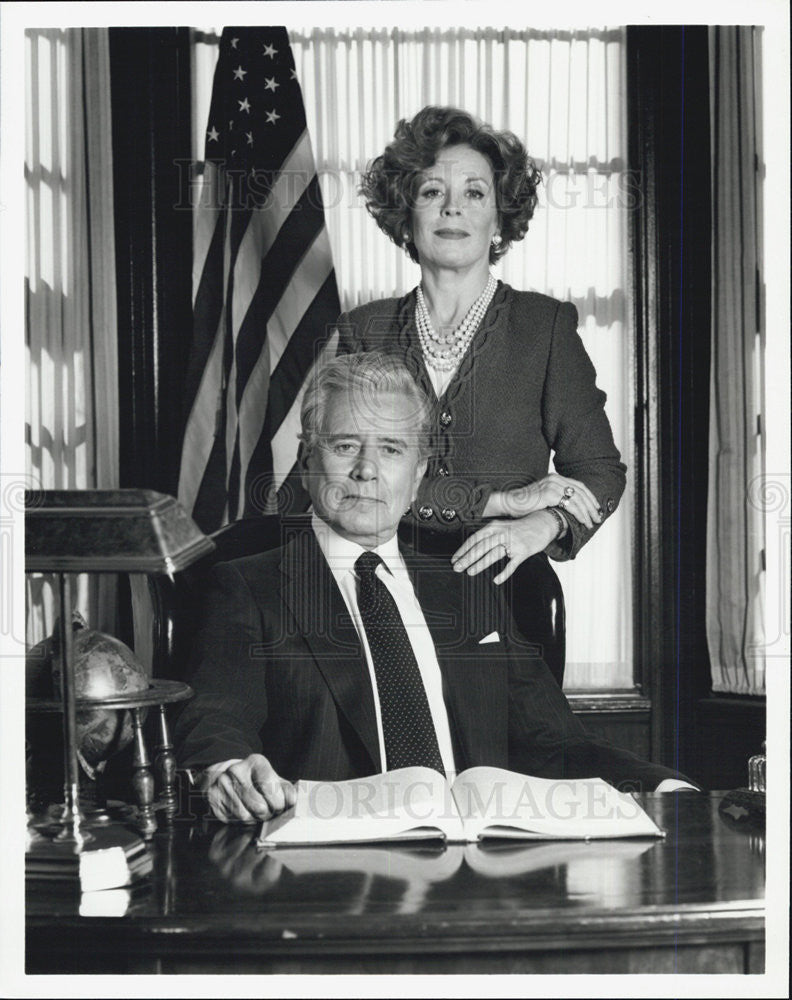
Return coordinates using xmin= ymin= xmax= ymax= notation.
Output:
xmin=175 ymin=352 xmax=695 ymax=822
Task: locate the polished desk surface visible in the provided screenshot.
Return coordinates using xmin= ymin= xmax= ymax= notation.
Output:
xmin=26 ymin=792 xmax=765 ymax=974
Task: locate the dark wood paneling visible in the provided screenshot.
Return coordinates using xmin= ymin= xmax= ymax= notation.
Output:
xmin=627 ymin=27 xmax=713 ymax=779
xmin=697 ymin=696 xmax=766 ymax=790
xmin=568 ymin=691 xmax=651 ymax=759
xmin=28 ymin=944 xmax=751 ymax=975
xmin=109 ymin=28 xmax=193 ymax=496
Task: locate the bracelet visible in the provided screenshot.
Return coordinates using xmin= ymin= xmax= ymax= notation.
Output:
xmin=546 ymin=506 xmax=568 ymax=540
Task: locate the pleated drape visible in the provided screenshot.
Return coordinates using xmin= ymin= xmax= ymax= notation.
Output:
xmin=25 ymin=28 xmax=119 ymax=644
xmin=192 ymin=26 xmax=633 ymax=689
xmin=706 ymin=27 xmax=765 ymax=695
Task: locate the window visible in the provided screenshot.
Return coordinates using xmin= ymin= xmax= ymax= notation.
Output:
xmin=191 ymin=26 xmax=634 ymax=690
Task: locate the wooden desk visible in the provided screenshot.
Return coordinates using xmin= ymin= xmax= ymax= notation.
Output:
xmin=26 ymin=792 xmax=764 ymax=974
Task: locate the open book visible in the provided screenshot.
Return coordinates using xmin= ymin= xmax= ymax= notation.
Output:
xmin=257 ymin=766 xmax=664 ymax=847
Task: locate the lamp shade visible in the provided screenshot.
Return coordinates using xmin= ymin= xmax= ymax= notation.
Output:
xmin=25 ymin=489 xmax=215 ymax=574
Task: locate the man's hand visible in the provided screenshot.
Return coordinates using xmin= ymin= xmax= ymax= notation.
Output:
xmin=452 ymin=510 xmax=560 ymax=585
xmin=204 ymin=754 xmax=297 ymax=824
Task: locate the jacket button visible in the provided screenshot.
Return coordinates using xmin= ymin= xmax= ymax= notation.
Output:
xmin=440 ymin=411 xmax=452 ymax=428
xmin=440 ymin=507 xmax=457 ymax=521
xmin=418 ymin=505 xmax=434 ymax=521
xmin=437 ymin=464 xmax=449 ymax=477
xmin=606 ymin=498 xmax=615 ymax=514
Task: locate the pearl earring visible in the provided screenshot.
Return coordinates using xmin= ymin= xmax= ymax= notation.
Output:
xmin=491 ymin=233 xmax=502 ymax=247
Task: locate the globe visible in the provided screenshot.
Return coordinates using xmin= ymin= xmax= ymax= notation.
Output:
xmin=27 ymin=612 xmax=150 ymax=782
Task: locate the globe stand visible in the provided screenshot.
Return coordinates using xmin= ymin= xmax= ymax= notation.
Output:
xmin=27 ymin=678 xmax=193 ymax=843
xmin=24 ymin=488 xmax=214 ymax=889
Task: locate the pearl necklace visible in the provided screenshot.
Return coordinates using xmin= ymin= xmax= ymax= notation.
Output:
xmin=415 ymin=274 xmax=498 ymax=372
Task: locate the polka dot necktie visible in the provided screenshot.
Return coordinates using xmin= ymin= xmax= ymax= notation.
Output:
xmin=355 ymin=551 xmax=445 ymax=776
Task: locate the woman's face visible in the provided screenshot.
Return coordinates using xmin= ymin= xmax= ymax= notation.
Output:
xmin=411 ymin=144 xmax=499 ymax=273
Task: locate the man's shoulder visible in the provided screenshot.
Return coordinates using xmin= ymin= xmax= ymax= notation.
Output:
xmin=210 ymin=528 xmax=319 ymax=584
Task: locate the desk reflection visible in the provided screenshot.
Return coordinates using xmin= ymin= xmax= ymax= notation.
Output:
xmin=206 ymin=826 xmax=657 ymax=914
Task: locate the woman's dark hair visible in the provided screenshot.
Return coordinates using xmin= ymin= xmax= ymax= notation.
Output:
xmin=359 ymin=106 xmax=542 ymax=265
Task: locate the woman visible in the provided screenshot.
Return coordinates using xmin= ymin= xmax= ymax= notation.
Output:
xmin=336 ymin=106 xmax=626 ymax=587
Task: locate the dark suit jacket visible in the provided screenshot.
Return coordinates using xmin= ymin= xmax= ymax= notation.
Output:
xmin=335 ymin=282 xmax=627 ymax=561
xmin=174 ymin=529 xmax=689 ymax=792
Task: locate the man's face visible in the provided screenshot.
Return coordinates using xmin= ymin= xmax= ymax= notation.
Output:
xmin=302 ymin=386 xmax=428 ymax=548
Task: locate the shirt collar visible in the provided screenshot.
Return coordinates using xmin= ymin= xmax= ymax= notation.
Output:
xmin=311 ymin=512 xmax=404 ymax=577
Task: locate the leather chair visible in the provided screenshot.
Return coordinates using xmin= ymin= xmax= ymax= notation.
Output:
xmin=132 ymin=516 xmax=566 ymax=688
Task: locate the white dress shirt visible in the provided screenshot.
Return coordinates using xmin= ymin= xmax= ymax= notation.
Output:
xmin=311 ymin=514 xmax=457 ymax=777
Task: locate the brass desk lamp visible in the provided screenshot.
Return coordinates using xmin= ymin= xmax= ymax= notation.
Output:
xmin=25 ymin=489 xmax=214 ymax=886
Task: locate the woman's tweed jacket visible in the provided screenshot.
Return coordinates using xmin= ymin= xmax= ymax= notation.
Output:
xmin=336 ymin=281 xmax=626 ymax=561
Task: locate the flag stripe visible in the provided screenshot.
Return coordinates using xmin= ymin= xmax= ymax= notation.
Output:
xmin=182 ymin=198 xmax=227 ymax=427
xmin=242 ymin=272 xmax=341 ymax=514
xmin=264 ymin=226 xmax=335 ymax=375
xmin=232 ymin=175 xmax=325 ymax=406
xmin=236 ymin=227 xmax=333 ymax=499
xmin=270 ymin=328 xmax=340 ymax=493
xmin=229 ymin=131 xmax=315 ymax=322
xmin=177 ymin=312 xmax=225 ymax=513
xmin=192 ymin=162 xmax=224 ymax=304
xmin=267 ymin=268 xmax=343 ymax=434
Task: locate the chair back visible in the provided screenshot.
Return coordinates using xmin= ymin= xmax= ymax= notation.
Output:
xmin=131 ymin=516 xmax=285 ymax=682
xmin=506 ymin=554 xmax=566 ymax=687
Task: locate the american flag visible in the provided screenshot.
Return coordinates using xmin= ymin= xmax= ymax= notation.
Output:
xmin=178 ymin=27 xmax=340 ymax=531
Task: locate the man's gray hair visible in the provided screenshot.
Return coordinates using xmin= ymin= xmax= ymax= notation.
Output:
xmin=300 ymin=350 xmax=433 ymax=458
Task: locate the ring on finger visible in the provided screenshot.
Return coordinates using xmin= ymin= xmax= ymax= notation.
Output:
xmin=563 ymin=485 xmax=575 ymax=499
xmin=499 ymin=538 xmax=511 ymax=559
xmin=558 ymin=497 xmax=569 ymax=511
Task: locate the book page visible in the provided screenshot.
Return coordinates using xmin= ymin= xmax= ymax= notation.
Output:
xmin=451 ymin=766 xmax=663 ymax=841
xmin=258 ymin=766 xmax=465 ymax=846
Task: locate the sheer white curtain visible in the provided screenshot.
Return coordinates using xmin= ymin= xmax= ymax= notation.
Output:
xmin=707 ymin=27 xmax=765 ymax=695
xmin=192 ymin=26 xmax=633 ymax=690
xmin=25 ymin=28 xmax=119 ymax=644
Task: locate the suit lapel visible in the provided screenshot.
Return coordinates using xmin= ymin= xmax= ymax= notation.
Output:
xmin=402 ymin=546 xmax=509 ymax=771
xmin=278 ymin=529 xmax=381 ymax=771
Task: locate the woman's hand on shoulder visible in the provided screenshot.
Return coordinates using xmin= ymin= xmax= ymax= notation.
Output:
xmin=452 ymin=510 xmax=562 ymax=585
xmin=485 ymin=474 xmax=603 ymax=529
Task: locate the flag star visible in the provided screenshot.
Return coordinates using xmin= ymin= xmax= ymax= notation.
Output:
xmin=233 ymin=66 xmax=247 ymax=81
xmin=265 ymin=108 xmax=281 ymax=125
xmin=290 ymin=67 xmax=298 ymax=80
xmin=722 ymin=803 xmax=749 ymax=820
xmin=207 ymin=126 xmax=219 ymax=142
xmin=245 ymin=131 xmax=254 ymax=146
xmin=264 ymin=76 xmax=279 ymax=92
xmin=263 ymin=43 xmax=277 ymax=58
xmin=230 ymin=37 xmax=239 ymax=49
xmin=238 ymin=97 xmax=251 ymax=113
